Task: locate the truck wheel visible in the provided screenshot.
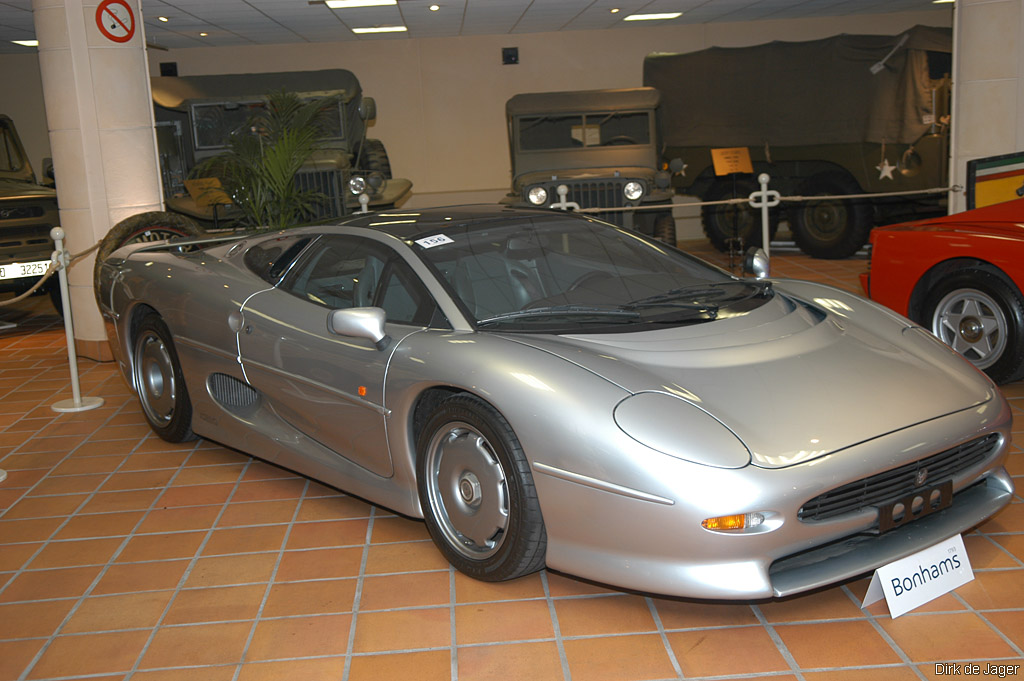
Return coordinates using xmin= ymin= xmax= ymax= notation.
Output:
xmin=701 ymin=177 xmax=778 ymax=252
xmin=93 ymin=211 xmax=205 ymax=306
xmin=789 ymin=172 xmax=871 ymax=259
xmin=653 ymin=212 xmax=676 ymax=245
xmin=362 ymin=139 xmax=392 ymax=179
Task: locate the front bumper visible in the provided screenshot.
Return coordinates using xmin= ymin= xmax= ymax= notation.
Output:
xmin=534 ymin=395 xmax=1013 ymax=600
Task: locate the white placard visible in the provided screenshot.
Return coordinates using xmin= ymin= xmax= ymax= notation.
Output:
xmin=862 ymin=534 xmax=973 ymax=618
xmin=415 ymin=234 xmax=454 ymax=249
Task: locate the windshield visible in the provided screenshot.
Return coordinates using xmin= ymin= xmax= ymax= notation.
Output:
xmin=412 ymin=215 xmax=771 ymax=332
xmin=517 ymin=111 xmax=651 ymax=151
xmin=0 ymin=119 xmax=27 ymax=173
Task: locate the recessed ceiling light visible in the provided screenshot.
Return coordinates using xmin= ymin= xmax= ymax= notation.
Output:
xmin=199 ymin=32 xmax=208 ymax=36
xmin=12 ymin=39 xmax=38 ymax=47
xmin=610 ymin=8 xmax=620 ymax=13
xmin=325 ymin=0 xmax=397 ymax=8
xmin=931 ymin=0 xmax=954 ymax=3
xmin=624 ymin=12 xmax=683 ymax=21
xmin=429 ymin=4 xmax=440 ymax=10
xmin=158 ymin=16 xmax=169 ymax=22
xmin=352 ymin=25 xmax=407 ymax=33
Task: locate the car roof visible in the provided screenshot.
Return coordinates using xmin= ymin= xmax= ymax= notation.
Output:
xmin=334 ymin=204 xmax=593 ymax=240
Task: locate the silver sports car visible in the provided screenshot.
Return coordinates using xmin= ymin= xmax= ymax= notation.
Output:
xmin=95 ymin=205 xmax=1014 ymax=599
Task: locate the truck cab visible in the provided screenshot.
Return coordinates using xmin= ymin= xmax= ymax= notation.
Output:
xmin=502 ymin=88 xmax=678 ymax=243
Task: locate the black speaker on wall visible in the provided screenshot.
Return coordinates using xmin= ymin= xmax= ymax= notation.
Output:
xmin=502 ymin=47 xmax=519 ymax=65
xmin=160 ymin=62 xmax=178 ymax=77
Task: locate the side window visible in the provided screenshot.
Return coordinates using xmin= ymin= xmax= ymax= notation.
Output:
xmin=243 ymin=235 xmax=314 ymax=284
xmin=281 ymin=235 xmax=443 ymax=326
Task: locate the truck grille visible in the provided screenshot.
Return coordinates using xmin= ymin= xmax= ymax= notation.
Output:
xmin=0 ymin=206 xmax=44 ymax=221
xmin=558 ymin=180 xmax=627 ymax=226
xmin=0 ymin=229 xmax=53 ymax=263
xmin=295 ymin=170 xmax=345 ymax=220
xmin=798 ymin=433 xmax=1000 ymax=522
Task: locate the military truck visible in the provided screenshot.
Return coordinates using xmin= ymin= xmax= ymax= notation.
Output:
xmin=0 ymin=114 xmax=60 ymax=312
xmin=150 ymin=69 xmax=411 ymax=225
xmin=644 ymin=25 xmax=952 ymax=258
xmin=501 ymin=87 xmax=679 ymax=243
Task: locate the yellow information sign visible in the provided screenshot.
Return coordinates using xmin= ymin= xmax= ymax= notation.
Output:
xmin=711 ymin=147 xmax=754 ymax=176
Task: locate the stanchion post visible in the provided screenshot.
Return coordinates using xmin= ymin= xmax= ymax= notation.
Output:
xmin=750 ymin=173 xmax=781 ymax=274
xmin=49 ymin=227 xmax=104 ymax=414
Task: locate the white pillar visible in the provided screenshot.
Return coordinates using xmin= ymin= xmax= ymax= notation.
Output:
xmin=33 ymin=0 xmax=163 ymax=361
xmin=949 ymin=0 xmax=1024 ymax=214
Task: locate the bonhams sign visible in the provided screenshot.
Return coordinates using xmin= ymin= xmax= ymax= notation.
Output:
xmin=862 ymin=534 xmax=974 ymax=618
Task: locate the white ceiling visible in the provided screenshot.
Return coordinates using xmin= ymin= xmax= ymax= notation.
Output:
xmin=0 ymin=0 xmax=944 ymax=53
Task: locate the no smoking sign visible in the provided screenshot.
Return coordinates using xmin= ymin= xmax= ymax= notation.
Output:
xmin=95 ymin=0 xmax=136 ymax=44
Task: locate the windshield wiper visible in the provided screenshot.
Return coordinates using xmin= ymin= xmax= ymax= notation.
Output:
xmin=476 ymin=305 xmax=640 ymax=326
xmin=627 ymin=280 xmax=771 ymax=308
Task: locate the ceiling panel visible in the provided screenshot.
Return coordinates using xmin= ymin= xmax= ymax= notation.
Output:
xmin=0 ymin=0 xmax=947 ymax=53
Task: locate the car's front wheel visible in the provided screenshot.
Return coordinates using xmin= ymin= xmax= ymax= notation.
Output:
xmin=417 ymin=394 xmax=546 ymax=581
xmin=922 ymin=266 xmax=1024 ymax=384
xmin=132 ymin=313 xmax=197 ymax=442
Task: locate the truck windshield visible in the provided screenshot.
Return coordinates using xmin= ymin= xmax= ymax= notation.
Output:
xmin=517 ymin=111 xmax=650 ymax=151
xmin=0 ymin=120 xmax=26 ymax=173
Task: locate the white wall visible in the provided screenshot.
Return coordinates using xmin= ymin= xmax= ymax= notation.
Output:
xmin=950 ymin=0 xmax=1024 ymax=213
xmin=2 ymin=8 xmax=952 ymax=205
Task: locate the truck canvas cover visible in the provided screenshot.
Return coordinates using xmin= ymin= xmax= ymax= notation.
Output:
xmin=643 ymin=25 xmax=951 ymax=148
xmin=151 ymin=69 xmax=362 ymax=111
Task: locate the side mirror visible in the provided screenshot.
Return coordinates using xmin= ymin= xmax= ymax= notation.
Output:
xmin=743 ymin=247 xmax=770 ymax=279
xmin=668 ymin=157 xmax=685 ymax=174
xmin=328 ymin=307 xmax=391 ymax=350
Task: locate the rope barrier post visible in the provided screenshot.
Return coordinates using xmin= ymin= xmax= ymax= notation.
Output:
xmin=749 ymin=173 xmax=781 ymax=274
xmin=49 ymin=227 xmax=104 ymax=414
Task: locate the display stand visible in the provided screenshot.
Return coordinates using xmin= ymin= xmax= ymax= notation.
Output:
xmin=48 ymin=227 xmax=104 ymax=413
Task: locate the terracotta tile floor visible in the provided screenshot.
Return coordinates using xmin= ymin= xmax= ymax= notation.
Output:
xmin=1 ymin=243 xmax=1023 ymax=681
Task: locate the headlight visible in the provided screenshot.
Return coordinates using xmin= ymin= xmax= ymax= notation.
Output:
xmin=527 ymin=186 xmax=548 ymax=205
xmin=614 ymin=392 xmax=750 ymax=468
xmin=349 ymin=176 xmax=367 ymax=195
xmin=623 ymin=181 xmax=644 ymax=201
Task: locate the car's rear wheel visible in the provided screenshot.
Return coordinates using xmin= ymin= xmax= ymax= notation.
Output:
xmin=132 ymin=313 xmax=197 ymax=442
xmin=922 ymin=267 xmax=1024 ymax=384
xmin=417 ymin=394 xmax=546 ymax=581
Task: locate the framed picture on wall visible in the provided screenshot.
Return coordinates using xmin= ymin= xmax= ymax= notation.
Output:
xmin=966 ymin=151 xmax=1024 ymax=209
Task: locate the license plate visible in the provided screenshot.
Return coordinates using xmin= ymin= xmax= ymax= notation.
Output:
xmin=876 ymin=479 xmax=953 ymax=533
xmin=0 ymin=259 xmax=50 ymax=281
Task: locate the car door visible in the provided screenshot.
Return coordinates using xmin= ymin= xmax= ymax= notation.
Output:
xmin=237 ymin=233 xmax=440 ymax=477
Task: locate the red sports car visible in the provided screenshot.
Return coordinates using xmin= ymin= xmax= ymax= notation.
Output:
xmin=862 ymin=198 xmax=1024 ymax=384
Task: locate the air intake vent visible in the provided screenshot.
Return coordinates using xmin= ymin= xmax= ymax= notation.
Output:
xmin=208 ymin=373 xmax=260 ymax=412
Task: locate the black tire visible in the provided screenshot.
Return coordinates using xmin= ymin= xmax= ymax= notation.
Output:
xmin=789 ymin=171 xmax=871 ymax=259
xmin=131 ymin=313 xmax=197 ymax=442
xmin=416 ymin=393 xmax=546 ymax=581
xmin=653 ymin=211 xmax=677 ymax=245
xmin=362 ymin=139 xmax=392 ymax=179
xmin=47 ymin=279 xmax=63 ymax=318
xmin=93 ymin=211 xmax=205 ymax=305
xmin=920 ymin=267 xmax=1024 ymax=385
xmin=701 ymin=176 xmax=779 ymax=252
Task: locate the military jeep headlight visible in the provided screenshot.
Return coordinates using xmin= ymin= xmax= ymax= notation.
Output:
xmin=527 ymin=186 xmax=548 ymax=205
xmin=623 ymin=181 xmax=644 ymax=201
xmin=349 ymin=176 xmax=367 ymax=195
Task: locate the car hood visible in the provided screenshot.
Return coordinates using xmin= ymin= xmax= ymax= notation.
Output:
xmin=503 ymin=283 xmax=995 ymax=469
xmin=0 ymin=177 xmax=57 ymax=200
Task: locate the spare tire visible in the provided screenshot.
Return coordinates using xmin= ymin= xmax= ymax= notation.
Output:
xmin=93 ymin=211 xmax=205 ymax=304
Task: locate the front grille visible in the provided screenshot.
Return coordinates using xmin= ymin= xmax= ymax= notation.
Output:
xmin=295 ymin=170 xmax=345 ymax=220
xmin=798 ymin=433 xmax=1000 ymax=522
xmin=559 ymin=180 xmax=627 ymax=226
xmin=0 ymin=230 xmax=53 ymax=262
xmin=0 ymin=206 xmax=44 ymax=221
